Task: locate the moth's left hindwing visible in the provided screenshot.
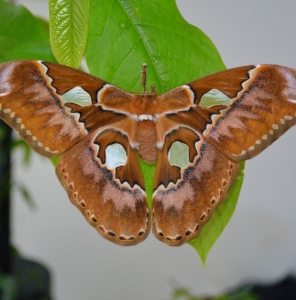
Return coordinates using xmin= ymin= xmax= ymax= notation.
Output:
xmin=152 ymin=125 xmax=240 ymax=246
xmin=0 ymin=60 xmax=149 ymax=245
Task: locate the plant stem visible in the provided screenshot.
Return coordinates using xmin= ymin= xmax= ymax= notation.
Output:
xmin=0 ymin=120 xmax=12 ymax=273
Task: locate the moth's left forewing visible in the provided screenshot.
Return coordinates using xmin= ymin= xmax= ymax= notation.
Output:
xmin=191 ymin=65 xmax=296 ymax=161
xmin=56 ymin=128 xmax=150 ymax=246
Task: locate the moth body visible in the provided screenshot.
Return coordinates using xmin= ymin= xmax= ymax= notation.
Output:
xmin=137 ymin=119 xmax=157 ymax=163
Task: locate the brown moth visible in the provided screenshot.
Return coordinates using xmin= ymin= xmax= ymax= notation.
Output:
xmin=1 ymin=60 xmax=296 ymax=246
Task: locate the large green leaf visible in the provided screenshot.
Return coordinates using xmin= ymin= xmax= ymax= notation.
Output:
xmin=0 ymin=0 xmax=55 ymax=63
xmin=85 ymin=0 xmax=245 ymax=262
xmin=86 ymin=0 xmax=225 ymax=92
xmin=139 ymin=160 xmax=155 ymax=209
xmin=0 ymin=0 xmax=245 ymax=261
xmin=49 ymin=0 xmax=89 ymax=67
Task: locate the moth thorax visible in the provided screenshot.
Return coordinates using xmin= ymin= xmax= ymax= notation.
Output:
xmin=137 ymin=120 xmax=157 ymax=163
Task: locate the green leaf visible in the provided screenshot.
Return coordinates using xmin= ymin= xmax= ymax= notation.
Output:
xmin=139 ymin=160 xmax=155 ymax=209
xmin=0 ymin=0 xmax=245 ymax=261
xmin=49 ymin=0 xmax=89 ymax=68
xmin=50 ymin=156 xmax=60 ymax=167
xmin=189 ymin=162 xmax=245 ymax=265
xmin=86 ymin=0 xmax=225 ymax=92
xmin=85 ymin=0 xmax=245 ymax=261
xmin=171 ymin=287 xmax=201 ymax=300
xmin=169 ymin=284 xmax=257 ymax=300
xmin=0 ymin=0 xmax=55 ymax=63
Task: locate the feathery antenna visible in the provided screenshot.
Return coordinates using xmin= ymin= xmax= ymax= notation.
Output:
xmin=141 ymin=63 xmax=147 ymax=93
